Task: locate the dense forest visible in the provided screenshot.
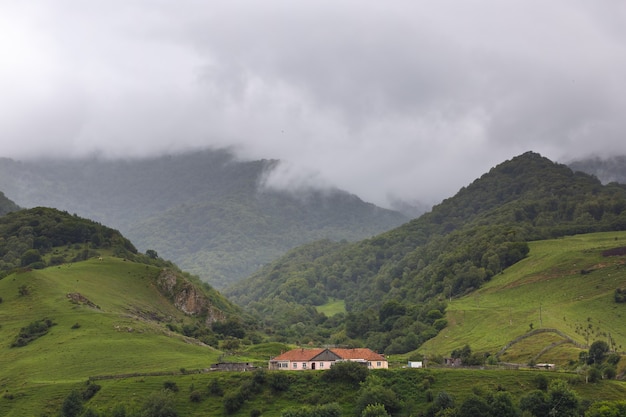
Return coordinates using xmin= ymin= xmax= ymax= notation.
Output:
xmin=0 ymin=149 xmax=408 ymax=288
xmin=226 ymin=152 xmax=626 ymax=354
xmin=0 ymin=207 xmax=139 ymax=274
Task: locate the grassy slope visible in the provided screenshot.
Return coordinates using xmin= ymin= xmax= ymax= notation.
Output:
xmin=0 ymin=256 xmax=221 ymax=416
xmin=3 ymin=234 xmax=626 ymax=416
xmin=419 ymin=231 xmax=626 ymax=364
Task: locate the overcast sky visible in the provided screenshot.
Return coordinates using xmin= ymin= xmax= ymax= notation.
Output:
xmin=1 ymin=1 xmax=625 ymax=207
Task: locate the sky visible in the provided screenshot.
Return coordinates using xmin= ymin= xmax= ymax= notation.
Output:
xmin=1 ymin=1 xmax=626 ymax=208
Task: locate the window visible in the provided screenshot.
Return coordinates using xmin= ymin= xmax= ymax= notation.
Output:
xmin=293 ymin=362 xmax=297 ymax=369
xmin=302 ymin=363 xmax=307 ymax=369
xmin=319 ymin=362 xmax=324 ymax=368
xmin=377 ymin=362 xmax=381 ymax=367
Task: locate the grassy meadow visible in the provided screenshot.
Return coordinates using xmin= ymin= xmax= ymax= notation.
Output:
xmin=0 ymin=256 xmax=222 ymax=416
xmin=420 ymin=231 xmax=626 ymax=366
xmin=2 ymin=232 xmax=626 ymax=415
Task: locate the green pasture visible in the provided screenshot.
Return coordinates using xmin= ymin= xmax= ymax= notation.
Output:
xmin=315 ymin=298 xmax=346 ymax=316
xmin=420 ymin=231 xmax=626 ymax=363
xmin=0 ymin=257 xmax=221 ymax=416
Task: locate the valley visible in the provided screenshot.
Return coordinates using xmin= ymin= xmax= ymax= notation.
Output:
xmin=1 ymin=152 xmax=626 ymax=416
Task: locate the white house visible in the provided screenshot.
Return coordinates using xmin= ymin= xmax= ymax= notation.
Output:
xmin=269 ymin=348 xmax=388 ymax=371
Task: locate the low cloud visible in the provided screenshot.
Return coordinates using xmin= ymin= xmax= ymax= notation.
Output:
xmin=1 ymin=1 xmax=625 ymax=207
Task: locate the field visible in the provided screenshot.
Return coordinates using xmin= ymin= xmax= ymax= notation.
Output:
xmin=420 ymin=231 xmax=626 ymax=367
xmin=2 ymin=232 xmax=626 ymax=415
xmin=315 ymin=298 xmax=346 ymax=316
xmin=0 ymin=256 xmax=223 ymax=416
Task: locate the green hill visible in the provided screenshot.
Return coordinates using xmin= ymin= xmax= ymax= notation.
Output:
xmin=0 ymin=149 xmax=408 ymax=288
xmin=225 ymin=152 xmax=626 ymax=354
xmin=419 ymin=231 xmax=626 ymax=365
xmin=0 ymin=257 xmax=227 ymax=416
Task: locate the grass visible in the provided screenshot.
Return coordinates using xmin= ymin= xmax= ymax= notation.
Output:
xmin=0 ymin=255 xmax=222 ymax=416
xmin=2 ymin=233 xmax=626 ymax=415
xmin=420 ymin=231 xmax=626 ymax=365
xmin=315 ymin=298 xmax=346 ymax=316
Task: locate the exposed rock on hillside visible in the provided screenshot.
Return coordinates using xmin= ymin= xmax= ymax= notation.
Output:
xmin=156 ymin=269 xmax=225 ymax=324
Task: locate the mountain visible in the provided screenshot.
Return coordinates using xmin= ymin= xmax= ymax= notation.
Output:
xmin=0 ymin=149 xmax=408 ymax=288
xmin=0 ymin=206 xmax=240 ymax=321
xmin=568 ymin=155 xmax=626 ymax=185
xmin=0 ymin=191 xmax=19 ymax=216
xmin=225 ymin=152 xmax=626 ymax=354
xmin=0 ymin=206 xmax=253 ymax=415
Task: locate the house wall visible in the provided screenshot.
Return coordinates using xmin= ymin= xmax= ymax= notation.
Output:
xmin=367 ymin=360 xmax=388 ymax=369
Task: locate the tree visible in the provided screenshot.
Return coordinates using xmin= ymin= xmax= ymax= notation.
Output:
xmin=361 ymin=404 xmax=390 ymax=417
xmin=488 ymin=391 xmax=518 ymax=417
xmin=547 ymin=379 xmax=580 ymax=417
xmin=146 ymin=249 xmax=159 ymax=259
xmin=588 ymin=340 xmax=610 ymax=365
xmin=519 ymin=390 xmax=549 ymax=417
xmin=20 ymin=249 xmax=42 ymax=267
xmin=141 ymin=390 xmax=178 ymax=417
xmin=355 ymin=386 xmax=401 ymax=417
xmin=457 ymin=394 xmax=491 ymax=417
xmin=60 ymin=390 xmax=84 ymax=417
xmin=321 ymin=361 xmax=369 ymax=386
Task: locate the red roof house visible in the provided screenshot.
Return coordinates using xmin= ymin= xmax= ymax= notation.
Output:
xmin=268 ymin=348 xmax=387 ymax=371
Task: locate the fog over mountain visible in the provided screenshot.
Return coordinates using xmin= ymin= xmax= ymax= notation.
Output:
xmin=1 ymin=1 xmax=626 ymax=207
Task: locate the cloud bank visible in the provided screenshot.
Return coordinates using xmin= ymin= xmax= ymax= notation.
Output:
xmin=1 ymin=1 xmax=625 ymax=207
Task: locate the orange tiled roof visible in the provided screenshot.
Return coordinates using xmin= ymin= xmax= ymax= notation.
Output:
xmin=271 ymin=348 xmax=326 ymax=361
xmin=331 ymin=348 xmax=385 ymax=361
xmin=271 ymin=348 xmax=385 ymax=362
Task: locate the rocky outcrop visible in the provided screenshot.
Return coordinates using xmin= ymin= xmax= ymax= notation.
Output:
xmin=156 ymin=269 xmax=226 ymax=324
xmin=67 ymin=293 xmax=100 ymax=309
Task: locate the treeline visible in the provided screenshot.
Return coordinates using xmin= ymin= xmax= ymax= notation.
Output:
xmin=226 ymin=152 xmax=626 ymax=354
xmin=0 ymin=207 xmax=138 ymax=273
xmin=57 ymin=365 xmax=626 ymax=417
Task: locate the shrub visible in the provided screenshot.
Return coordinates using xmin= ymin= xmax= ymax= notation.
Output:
xmin=82 ymin=382 xmax=101 ymax=400
xmin=189 ymin=390 xmax=204 ymax=403
xmin=208 ymin=379 xmax=224 ymax=396
xmin=321 ymin=361 xmax=369 ymax=386
xmin=355 ymin=386 xmax=401 ymax=417
xmin=361 ymin=403 xmax=390 ymax=417
xmin=61 ymin=390 xmax=84 ymax=417
xmin=163 ymin=381 xmax=179 ymax=392
xmin=534 ymin=373 xmax=549 ymax=391
xmin=141 ymin=390 xmax=178 ymax=417
xmin=12 ymin=318 xmax=56 ymax=347
xmin=223 ymin=391 xmax=246 ymax=415
xmin=281 ymin=403 xmax=341 ymax=417
xmin=267 ymin=372 xmax=291 ymax=393
xmin=18 ymin=284 xmax=29 ymax=296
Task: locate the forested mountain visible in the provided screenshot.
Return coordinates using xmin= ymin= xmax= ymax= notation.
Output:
xmin=225 ymin=152 xmax=626 ymax=354
xmin=569 ymin=155 xmax=626 ymax=185
xmin=0 ymin=149 xmax=408 ymax=288
xmin=0 ymin=191 xmax=20 ymax=216
xmin=0 ymin=206 xmax=244 ymax=328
